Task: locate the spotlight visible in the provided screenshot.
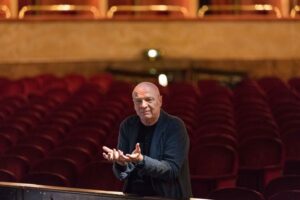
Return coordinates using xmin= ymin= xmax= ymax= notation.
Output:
xmin=158 ymin=74 xmax=168 ymax=87
xmin=143 ymin=48 xmax=161 ymax=61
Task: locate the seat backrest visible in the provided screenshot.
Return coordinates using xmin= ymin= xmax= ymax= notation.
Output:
xmin=0 ymin=134 xmax=13 ymax=154
xmin=62 ymin=137 xmax=100 ymax=156
xmin=23 ymin=171 xmax=70 ymax=187
xmin=31 ymin=158 xmax=78 ymax=186
xmin=0 ymin=169 xmax=17 ymax=182
xmin=6 ymin=144 xmax=45 ymax=164
xmin=283 ymin=131 xmax=300 ymax=161
xmin=239 ymin=136 xmax=284 ymax=169
xmin=194 ymin=124 xmax=237 ymax=138
xmin=283 ymin=160 xmax=300 ymax=176
xmin=193 ymin=134 xmax=237 ymax=150
xmin=0 ymin=155 xmax=29 ymax=181
xmin=264 ymin=175 xmax=300 ymax=199
xmin=49 ymin=146 xmax=92 ymax=169
xmin=209 ymin=187 xmax=265 ymax=200
xmin=190 ymin=144 xmax=238 ymax=177
xmin=76 ymin=161 xmax=122 ymax=191
xmin=17 ymin=135 xmax=56 ymax=154
xmin=68 ymin=127 xmax=107 ymax=144
xmin=269 ymin=190 xmax=300 ymax=200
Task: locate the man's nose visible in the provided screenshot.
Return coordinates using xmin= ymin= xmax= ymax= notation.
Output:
xmin=140 ymin=99 xmax=148 ymax=107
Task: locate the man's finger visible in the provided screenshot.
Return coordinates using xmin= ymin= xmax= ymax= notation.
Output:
xmin=113 ymin=148 xmax=119 ymax=160
xmin=102 ymin=146 xmax=113 ymax=153
xmin=119 ymin=152 xmax=130 ymax=160
xmin=108 ymin=152 xmax=113 ymax=160
xmin=103 ymin=152 xmax=109 ymax=160
xmin=134 ymin=143 xmax=141 ymax=154
xmin=126 ymin=154 xmax=137 ymax=159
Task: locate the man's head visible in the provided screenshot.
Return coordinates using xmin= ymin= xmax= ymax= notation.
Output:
xmin=132 ymin=82 xmax=162 ymax=126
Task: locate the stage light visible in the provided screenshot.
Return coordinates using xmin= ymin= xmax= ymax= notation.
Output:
xmin=158 ymin=73 xmax=168 ymax=87
xmin=143 ymin=48 xmax=161 ymax=61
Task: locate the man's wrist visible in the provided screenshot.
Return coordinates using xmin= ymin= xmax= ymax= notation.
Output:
xmin=138 ymin=154 xmax=144 ymax=162
xmin=134 ymin=154 xmax=144 ymax=166
xmin=116 ymin=161 xmax=127 ymax=166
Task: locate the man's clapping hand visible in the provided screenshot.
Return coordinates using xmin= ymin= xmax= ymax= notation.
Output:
xmin=102 ymin=146 xmax=128 ymax=166
xmin=102 ymin=143 xmax=143 ymax=165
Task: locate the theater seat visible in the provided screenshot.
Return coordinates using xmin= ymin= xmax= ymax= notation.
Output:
xmin=190 ymin=144 xmax=238 ymax=198
xmin=76 ymin=161 xmax=122 ymax=191
xmin=6 ymin=144 xmax=45 ymax=165
xmin=237 ymin=137 xmax=284 ymax=191
xmin=209 ymin=187 xmax=265 ymax=200
xmin=23 ymin=172 xmax=70 ymax=187
xmin=0 ymin=155 xmax=29 ymax=182
xmin=26 ymin=158 xmax=78 ymax=187
xmin=0 ymin=134 xmax=13 ymax=155
xmin=49 ymin=146 xmax=92 ymax=170
xmin=264 ymin=175 xmax=300 ymax=200
xmin=269 ymin=190 xmax=300 ymax=200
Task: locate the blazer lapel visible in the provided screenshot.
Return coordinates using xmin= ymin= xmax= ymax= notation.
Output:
xmin=149 ymin=110 xmax=168 ymax=158
xmin=128 ymin=117 xmax=140 ymax=153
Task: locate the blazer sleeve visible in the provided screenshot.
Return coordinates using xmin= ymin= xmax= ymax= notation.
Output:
xmin=138 ymin=117 xmax=189 ymax=181
xmin=112 ymin=119 xmax=135 ymax=180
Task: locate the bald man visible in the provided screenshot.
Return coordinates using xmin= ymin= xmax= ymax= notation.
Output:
xmin=102 ymin=82 xmax=192 ymax=199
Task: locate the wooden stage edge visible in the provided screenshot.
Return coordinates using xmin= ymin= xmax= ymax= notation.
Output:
xmin=0 ymin=181 xmax=206 ymax=200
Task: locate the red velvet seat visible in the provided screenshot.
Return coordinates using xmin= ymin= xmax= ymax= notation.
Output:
xmin=192 ymin=124 xmax=237 ymax=139
xmin=17 ymin=135 xmax=57 ymax=154
xmin=0 ymin=134 xmax=13 ymax=154
xmin=19 ymin=77 xmax=41 ymax=96
xmin=0 ymin=126 xmax=24 ymax=144
xmin=264 ymin=175 xmax=300 ymax=200
xmin=282 ymin=131 xmax=300 ymax=175
xmin=269 ymin=190 xmax=300 ymax=200
xmin=89 ymin=73 xmax=114 ymax=93
xmin=193 ymin=134 xmax=237 ymax=150
xmin=238 ymin=126 xmax=280 ymax=143
xmin=27 ymin=157 xmax=78 ymax=187
xmin=76 ymin=161 xmax=122 ymax=191
xmin=49 ymin=146 xmax=92 ymax=170
xmin=68 ymin=127 xmax=106 ymax=145
xmin=237 ymin=137 xmax=284 ymax=191
xmin=6 ymin=144 xmax=45 ymax=165
xmin=61 ymin=138 xmax=100 ymax=156
xmin=31 ymin=125 xmax=66 ymax=143
xmin=23 ymin=171 xmax=70 ymax=187
xmin=0 ymin=81 xmax=25 ymax=98
xmin=44 ymin=88 xmax=71 ymax=104
xmin=209 ymin=187 xmax=265 ymax=200
xmin=76 ymin=118 xmax=112 ymax=134
xmin=63 ymin=74 xmax=86 ymax=93
xmin=190 ymin=144 xmax=238 ymax=198
xmin=0 ymin=155 xmax=29 ymax=182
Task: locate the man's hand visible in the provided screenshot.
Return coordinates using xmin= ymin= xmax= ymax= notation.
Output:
xmin=125 ymin=143 xmax=144 ymax=164
xmin=102 ymin=146 xmax=128 ymax=166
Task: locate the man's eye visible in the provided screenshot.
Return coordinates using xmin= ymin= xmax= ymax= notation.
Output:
xmin=145 ymin=98 xmax=154 ymax=102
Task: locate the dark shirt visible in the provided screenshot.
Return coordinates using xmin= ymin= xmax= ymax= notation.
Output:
xmin=128 ymin=121 xmax=156 ymax=196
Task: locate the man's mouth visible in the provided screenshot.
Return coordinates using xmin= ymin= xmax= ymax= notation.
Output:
xmin=142 ymin=111 xmax=151 ymax=115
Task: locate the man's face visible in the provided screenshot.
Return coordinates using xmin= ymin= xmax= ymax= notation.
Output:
xmin=132 ymin=85 xmax=162 ymax=125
